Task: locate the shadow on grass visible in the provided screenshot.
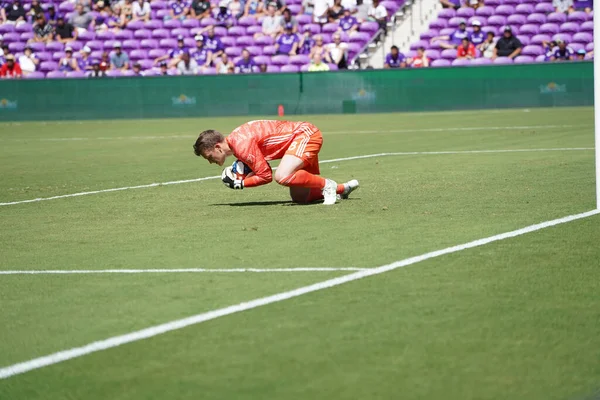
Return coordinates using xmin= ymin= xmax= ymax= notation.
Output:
xmin=210 ymin=198 xmax=360 ymax=207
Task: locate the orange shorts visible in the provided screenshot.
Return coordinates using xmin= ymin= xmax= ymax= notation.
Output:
xmin=284 ymin=123 xmax=323 ymax=172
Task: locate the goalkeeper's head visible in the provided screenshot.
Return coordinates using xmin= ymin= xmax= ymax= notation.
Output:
xmin=193 ymin=130 xmax=229 ymax=166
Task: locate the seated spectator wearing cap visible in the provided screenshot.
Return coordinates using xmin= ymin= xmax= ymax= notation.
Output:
xmin=279 ymin=8 xmax=298 ymax=35
xmin=132 ymin=0 xmax=151 ymax=22
xmin=457 ymin=37 xmax=476 ymax=59
xmin=573 ymin=0 xmax=592 ymax=13
xmin=384 ymin=45 xmax=406 ymax=68
xmin=367 ymin=0 xmax=387 ymax=32
xmin=201 ymin=26 xmax=224 ymax=63
xmin=1 ymin=0 xmax=26 ymax=25
xmin=110 ymin=42 xmax=130 ymax=70
xmin=190 ymin=0 xmax=212 ymax=19
xmin=492 ymin=26 xmax=521 ymax=60
xmin=470 ymin=20 xmax=485 ymax=46
xmin=338 ymin=8 xmax=358 ymax=32
xmin=409 ymin=47 xmax=430 ymax=68
xmin=59 ymin=46 xmax=79 ymax=72
xmin=78 ymin=46 xmax=94 ymax=71
xmin=154 ymin=35 xmax=189 ymax=67
xmin=190 ymin=35 xmax=212 ymax=71
xmin=213 ymin=1 xmax=234 ymax=27
xmin=275 ymin=23 xmax=299 ymax=55
xmin=439 ymin=0 xmax=460 ymax=10
xmin=157 ymin=61 xmax=175 ymax=75
xmin=235 ymin=48 xmax=257 ymax=73
xmin=176 ymin=51 xmax=199 ymax=75
xmin=0 ymin=54 xmax=22 ymax=78
xmin=553 ymin=0 xmax=574 ymax=14
xmin=257 ymin=4 xmax=281 ymax=39
xmin=54 ymin=15 xmax=78 ymax=43
xmin=31 ymin=13 xmax=54 ymax=43
xmin=166 ymin=0 xmax=189 ymax=21
xmin=18 ymin=46 xmax=39 ymax=76
xmin=69 ymin=3 xmax=93 ymax=33
xmin=243 ymin=0 xmax=265 ymax=17
xmin=431 ymin=19 xmax=469 ymax=50
xmin=299 ymin=26 xmax=315 ymax=55
xmin=328 ymin=0 xmax=344 ymax=22
xmin=326 ymin=31 xmax=348 ymax=68
xmin=215 ymin=52 xmax=234 ymax=74
xmin=88 ymin=60 xmax=106 ymax=77
xmin=45 ymin=5 xmax=60 ymax=26
xmin=576 ymin=49 xmax=587 ymax=60
xmin=477 ymin=31 xmax=496 ymax=58
xmin=550 ymin=40 xmax=574 ymax=61
xmin=308 ymin=52 xmax=330 ymax=71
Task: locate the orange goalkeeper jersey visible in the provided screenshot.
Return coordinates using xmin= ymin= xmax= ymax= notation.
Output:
xmin=226 ymin=120 xmax=318 ymax=187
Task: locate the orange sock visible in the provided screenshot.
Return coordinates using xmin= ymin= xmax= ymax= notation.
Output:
xmin=336 ymin=184 xmax=345 ymax=195
xmin=278 ymin=170 xmax=326 ymax=189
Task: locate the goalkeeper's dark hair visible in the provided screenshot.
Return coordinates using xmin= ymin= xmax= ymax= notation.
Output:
xmin=193 ymin=130 xmax=225 ymax=156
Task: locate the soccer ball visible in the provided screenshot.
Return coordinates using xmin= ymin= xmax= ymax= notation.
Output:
xmin=231 ymin=160 xmax=252 ymax=180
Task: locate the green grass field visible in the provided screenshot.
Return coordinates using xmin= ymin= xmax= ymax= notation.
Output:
xmin=0 ymin=107 xmax=599 ymax=400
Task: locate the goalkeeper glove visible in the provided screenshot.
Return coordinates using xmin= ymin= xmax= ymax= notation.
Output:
xmin=221 ymin=166 xmax=244 ymax=190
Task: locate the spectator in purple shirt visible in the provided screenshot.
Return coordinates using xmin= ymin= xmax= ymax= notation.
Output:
xmin=79 ymin=46 xmax=93 ymax=71
xmin=384 ymin=45 xmax=406 ymax=68
xmin=469 ymin=20 xmax=485 ymax=46
xmin=299 ymin=25 xmax=315 ymax=55
xmin=275 ymin=23 xmax=299 ymax=55
xmin=166 ymin=0 xmax=189 ymax=21
xmin=235 ymin=49 xmax=257 ymax=73
xmin=154 ymin=35 xmax=189 ymax=67
xmin=27 ymin=0 xmax=43 ymax=23
xmin=213 ymin=1 xmax=234 ymax=28
xmin=45 ymin=5 xmax=60 ymax=26
xmin=551 ymin=39 xmax=574 ymax=61
xmin=574 ymin=0 xmax=592 ymax=12
xmin=431 ymin=19 xmax=469 ymax=49
xmin=202 ymin=26 xmax=224 ymax=63
xmin=338 ymin=8 xmax=358 ymax=32
xmin=58 ymin=46 xmax=79 ymax=72
xmin=190 ymin=35 xmax=212 ymax=71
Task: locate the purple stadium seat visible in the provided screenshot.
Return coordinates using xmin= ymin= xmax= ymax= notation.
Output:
xmin=487 ymin=15 xmax=506 ymax=27
xmin=456 ymin=7 xmax=474 ymax=18
xmin=236 ymin=36 xmax=254 ymax=46
xmin=569 ymin=42 xmax=585 ymax=52
xmin=484 ymin=0 xmax=501 ymax=6
xmin=410 ymin=39 xmax=429 ymax=50
xmin=300 ymin=64 xmax=309 ymax=72
xmin=130 ymin=49 xmax=148 ymax=60
xmin=246 ymin=45 xmax=263 ymax=55
xmin=494 ymin=56 xmax=513 ymax=64
xmin=253 ymin=55 xmax=271 ymax=65
xmin=182 ymin=19 xmax=200 ymax=28
xmin=517 ymin=36 xmax=530 ymax=46
xmin=90 ymin=50 xmax=103 ymax=59
xmin=134 ymin=29 xmax=152 ymax=39
xmin=144 ymin=20 xmax=163 ymax=30
xmin=519 ymin=24 xmax=539 ymax=35
xmin=420 ymin=29 xmax=438 ymax=40
xmin=159 ymin=38 xmax=178 ymax=48
xmin=526 ymin=13 xmax=546 ymax=24
xmin=547 ymin=12 xmax=567 ymax=24
xmin=271 ymin=54 xmax=289 ymax=65
xmin=121 ymin=70 xmax=136 ymax=76
xmin=482 ymin=26 xmax=498 ymax=36
xmin=138 ymin=59 xmax=153 ymax=69
xmin=183 ymin=37 xmax=195 ymax=47
xmin=494 ymin=5 xmax=514 ymax=16
xmin=126 ymin=20 xmax=145 ymax=30
xmin=539 ymin=23 xmax=559 ymax=35
xmin=171 ymin=28 xmax=189 ymax=37
xmin=580 ymin=21 xmax=593 ymax=32
xmin=156 ymin=9 xmax=170 ymax=18
xmin=360 ymin=21 xmax=379 ymax=34
xmin=573 ymin=32 xmax=592 ymax=43
xmin=441 ymin=49 xmax=456 ymax=59
xmin=0 ymin=24 xmax=15 ymax=34
xmin=429 ymin=19 xmax=447 ymax=29
xmin=506 ymin=15 xmax=526 ymax=25
xmin=515 ymin=4 xmax=534 ymax=15
xmin=78 ymin=30 xmax=96 ymax=41
xmin=424 ymin=49 xmax=440 ymax=60
xmin=2 ymin=32 xmax=20 ymax=42
xmin=25 ymin=71 xmax=45 ymax=79
xmin=304 ymin=24 xmax=320 ymax=34
xmin=585 ymin=42 xmax=593 ymax=52
xmin=322 ymin=23 xmax=338 ymax=33
xmin=58 ymin=1 xmax=74 ymax=12
xmin=200 ymin=17 xmax=217 ymax=27
xmin=280 ymin=64 xmax=299 ymax=72
xmin=266 ymin=65 xmax=280 ymax=72
xmin=349 ymin=32 xmax=370 ymax=43
xmin=163 ymin=19 xmax=181 ymax=29
xmin=256 ymin=36 xmax=274 ymax=46
xmin=431 ymin=59 xmax=451 ymax=67
xmin=522 ymin=45 xmax=543 ymax=56
xmin=39 ymin=61 xmax=58 ymax=72
xmin=440 ymin=27 xmax=456 ymax=36
xmin=452 ymin=58 xmax=470 ymax=66
xmin=20 ymin=32 xmax=34 ymax=41
xmin=503 ymin=0 xmax=521 ymax=4
xmin=560 ymin=22 xmax=579 ymax=34
xmin=296 ymin=14 xmax=311 ymax=24
xmin=122 ymin=39 xmax=139 ymax=50
xmin=202 ymin=67 xmax=217 ymax=74
xmin=287 ymin=4 xmax=301 ymax=14
xmin=438 ymin=8 xmax=455 ymax=18
xmin=568 ymin=11 xmax=589 ymax=23
xmin=152 ymin=28 xmax=170 ymax=39
xmin=96 ymin=30 xmax=114 ymax=40
xmin=228 ymin=26 xmax=246 ymax=37
xmin=381 ymin=1 xmax=398 ymax=15
xmin=8 ymin=42 xmax=25 ymax=53
xmin=448 ymin=17 xmax=464 ymax=28
xmin=103 ymin=40 xmax=117 ymax=49
xmin=552 ymin=33 xmax=572 ymax=43
xmin=52 ymin=51 xmax=65 ymax=61
xmin=46 ymin=41 xmax=64 ymax=51
xmin=141 ymin=39 xmax=159 ymax=49
xmin=225 ymin=46 xmax=242 ymax=57
xmin=106 ymin=70 xmax=121 ymax=77
xmin=35 ymin=51 xmax=52 ymax=61
xmin=471 ymin=57 xmax=492 ymax=65
xmin=238 ymin=16 xmax=257 ymax=26
xmin=328 ymin=63 xmax=338 ymax=71
xmin=46 ymin=70 xmax=65 ymax=78
xmin=530 ymin=34 xmax=552 ymax=45
xmin=290 ymin=54 xmax=310 ymax=65
xmin=152 ymin=0 xmax=168 ymax=9
xmin=148 ymin=48 xmax=167 ymax=58
xmin=66 ymin=71 xmax=86 ymax=78
xmin=114 ymin=30 xmax=133 ymax=41
xmin=475 ymin=6 xmax=494 ymax=17
xmin=15 ymin=22 xmax=33 ymax=33
xmin=28 ymin=42 xmax=46 ymax=53
xmin=246 ymin=25 xmax=262 ymax=35
xmin=534 ymin=3 xmax=554 ymax=13
xmin=69 ymin=42 xmax=83 ymax=51
xmin=221 ymin=36 xmax=236 ymax=47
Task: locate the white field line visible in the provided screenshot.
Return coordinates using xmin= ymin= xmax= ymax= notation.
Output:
xmin=0 ymin=124 xmax=591 ymax=141
xmin=0 ymin=267 xmax=366 ymax=275
xmin=0 ymin=209 xmax=597 ymax=380
xmin=0 ymin=147 xmax=593 ymax=207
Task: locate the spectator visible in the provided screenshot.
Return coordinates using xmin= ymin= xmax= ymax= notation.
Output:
xmin=69 ymin=3 xmax=93 ymax=33
xmin=368 ymin=0 xmax=387 ymax=32
xmin=309 ymin=34 xmax=328 ymax=61
xmin=32 ymin=13 xmax=54 ymax=43
xmin=93 ymin=5 xmax=120 ymax=31
xmin=355 ymin=0 xmax=369 ymax=22
xmin=301 ymin=0 xmax=314 ymax=15
xmin=99 ymin=51 xmax=110 ymax=71
xmin=341 ymin=0 xmax=356 ymax=11
xmin=263 ymin=0 xmax=287 ymax=15
xmin=132 ymin=62 xmax=143 ymax=75
xmin=313 ymin=0 xmax=329 ymax=24
xmin=576 ymin=49 xmax=586 ymax=60
xmin=18 ymin=46 xmax=38 ymax=75
xmin=279 ymin=8 xmax=298 ymax=34
xmin=27 ymin=0 xmax=43 ymax=23
xmin=338 ymin=8 xmax=358 ymax=32
xmin=409 ymin=46 xmax=429 ymax=68
xmin=110 ymin=42 xmax=130 ymax=70
xmin=307 ymin=52 xmax=330 ymax=71
xmin=465 ymin=0 xmax=482 ymax=9
xmin=258 ymin=4 xmax=281 ymax=39
xmin=59 ymin=46 xmax=79 ymax=72
xmin=2 ymin=0 xmax=26 ymax=26
xmin=78 ymin=46 xmax=94 ymax=71
xmin=190 ymin=0 xmax=212 ymax=19
xmin=439 ymin=0 xmax=460 ymax=9
xmin=154 ymin=35 xmax=188 ymax=67
xmin=275 ymin=23 xmax=299 ymax=54
xmin=119 ymin=0 xmax=134 ymax=28
xmin=456 ymin=37 xmax=476 ymax=59
xmin=553 ymin=0 xmax=574 ymax=14
xmin=215 ymin=53 xmax=234 ymax=73
xmin=79 ymin=0 xmax=93 ymax=12
xmin=0 ymin=54 xmax=22 ymax=78
xmin=132 ymin=0 xmax=151 ymax=22
xmin=166 ymin=0 xmax=189 ymax=21
xmin=550 ymin=39 xmax=574 ymax=61
xmin=259 ymin=63 xmax=268 ymax=72
xmin=384 ymin=45 xmax=405 ymax=68
xmin=45 ymin=5 xmax=60 ymax=26
xmin=431 ymin=19 xmax=469 ymax=49
xmin=88 ymin=60 xmax=106 ymax=77
xmin=477 ymin=31 xmax=496 ymax=58
xmin=299 ymin=25 xmax=315 ymax=55
xmin=54 ymin=16 xmax=78 ymax=43
xmin=542 ymin=40 xmax=557 ymax=61
xmin=229 ymin=0 xmax=243 ymax=18
xmin=176 ymin=51 xmax=198 ymax=75
xmin=328 ymin=0 xmax=344 ymax=22
xmin=190 ymin=35 xmax=212 ymax=71
xmin=243 ymin=0 xmax=265 ymax=17
xmin=158 ymin=61 xmax=174 ymax=75
xmin=470 ymin=20 xmax=485 ymax=46
xmin=0 ymin=45 xmax=8 ymax=66
xmin=326 ymin=31 xmax=348 ymax=68
xmin=213 ymin=1 xmax=234 ymax=27
xmin=235 ymin=48 xmax=256 ymax=73
xmin=492 ymin=25 xmax=521 ymax=60
xmin=573 ymin=0 xmax=592 ymax=13
xmin=202 ymin=26 xmax=224 ymax=63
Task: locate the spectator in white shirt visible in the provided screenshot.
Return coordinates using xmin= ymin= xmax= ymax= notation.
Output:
xmin=257 ymin=4 xmax=281 ymax=38
xmin=368 ymin=0 xmax=387 ymax=31
xmin=18 ymin=46 xmax=39 ymax=75
xmin=553 ymin=0 xmax=574 ymax=13
xmin=177 ymin=52 xmax=199 ymax=75
xmin=354 ymin=0 xmax=369 ymax=22
xmin=132 ymin=0 xmax=151 ymax=21
xmin=313 ymin=0 xmax=331 ymax=24
xmin=326 ymin=32 xmax=348 ymax=68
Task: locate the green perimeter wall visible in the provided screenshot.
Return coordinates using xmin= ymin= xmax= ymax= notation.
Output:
xmin=0 ymin=62 xmax=592 ymax=121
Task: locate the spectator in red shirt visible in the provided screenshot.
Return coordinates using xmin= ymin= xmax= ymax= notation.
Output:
xmin=456 ymin=37 xmax=476 ymax=59
xmin=0 ymin=54 xmax=22 ymax=78
xmin=410 ymin=46 xmax=430 ymax=68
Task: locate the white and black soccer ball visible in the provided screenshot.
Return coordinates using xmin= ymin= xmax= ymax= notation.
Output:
xmin=231 ymin=160 xmax=252 ymax=180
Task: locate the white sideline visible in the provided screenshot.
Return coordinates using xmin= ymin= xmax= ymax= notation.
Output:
xmin=0 ymin=208 xmax=598 ymax=380
xmin=0 ymin=147 xmax=593 ymax=207
xmin=0 ymin=267 xmax=366 ymax=275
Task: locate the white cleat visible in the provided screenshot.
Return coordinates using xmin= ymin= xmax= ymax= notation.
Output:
xmin=322 ymin=179 xmax=338 ymax=205
xmin=341 ymin=179 xmax=359 ymax=199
